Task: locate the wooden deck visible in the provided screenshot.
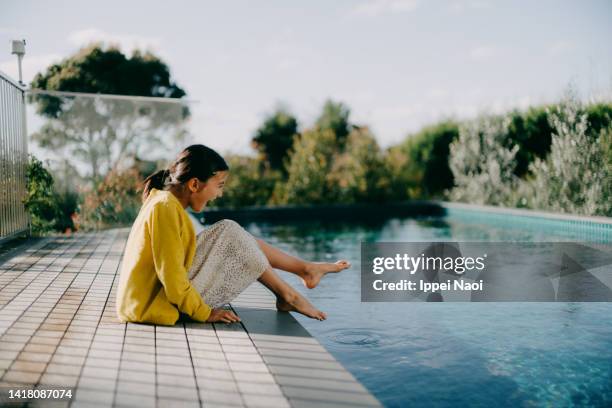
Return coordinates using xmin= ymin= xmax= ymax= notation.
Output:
xmin=0 ymin=229 xmax=381 ymax=408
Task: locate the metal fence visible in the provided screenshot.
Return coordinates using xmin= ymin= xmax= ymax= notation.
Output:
xmin=0 ymin=70 xmax=29 ymax=243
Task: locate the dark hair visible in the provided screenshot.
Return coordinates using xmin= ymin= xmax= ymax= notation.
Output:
xmin=142 ymin=144 xmax=229 ymax=202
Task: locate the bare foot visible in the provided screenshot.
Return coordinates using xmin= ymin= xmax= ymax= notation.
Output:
xmin=302 ymin=260 xmax=351 ymax=289
xmin=276 ymin=292 xmax=327 ymax=321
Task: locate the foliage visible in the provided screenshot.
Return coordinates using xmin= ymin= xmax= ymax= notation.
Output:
xmin=325 ymin=127 xmax=391 ymax=203
xmin=212 ymin=155 xmax=283 ymax=208
xmin=251 ymin=108 xmax=299 ymax=173
xmin=30 ymin=43 xmax=186 ymax=117
xmin=506 ymin=102 xmax=612 ymax=177
xmin=392 ymin=103 xmax=611 ymax=201
xmin=448 ymin=115 xmax=522 ymax=206
xmin=316 ymin=100 xmax=351 ymax=148
xmin=29 ymin=44 xmax=189 ymax=185
xmin=23 ymin=155 xmax=61 ymax=235
xmin=527 ymin=96 xmax=611 ymax=216
xmin=392 ymin=120 xmax=459 ymax=198
xmin=77 ymin=167 xmax=143 ymax=230
xmin=274 ymin=129 xmax=338 ymax=205
xmin=506 ymin=106 xmax=553 ymax=176
xmin=381 ymin=145 xmax=412 ymax=201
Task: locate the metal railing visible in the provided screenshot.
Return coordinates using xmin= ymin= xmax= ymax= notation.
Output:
xmin=0 ymin=70 xmax=29 ymax=243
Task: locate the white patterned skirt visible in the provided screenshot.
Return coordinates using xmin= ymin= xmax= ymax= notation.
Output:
xmin=188 ymin=219 xmax=270 ymax=308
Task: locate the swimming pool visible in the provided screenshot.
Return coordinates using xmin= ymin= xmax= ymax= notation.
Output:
xmin=241 ymin=207 xmax=612 ymax=408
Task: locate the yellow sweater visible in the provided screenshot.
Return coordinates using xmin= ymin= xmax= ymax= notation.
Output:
xmin=116 ymin=188 xmax=212 ymax=325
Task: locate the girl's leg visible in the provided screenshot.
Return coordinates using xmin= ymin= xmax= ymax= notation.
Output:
xmin=255 ymin=238 xmax=351 ymax=289
xmin=257 ymin=266 xmax=327 ymax=321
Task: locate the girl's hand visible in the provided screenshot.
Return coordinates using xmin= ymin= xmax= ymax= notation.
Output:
xmin=206 ymin=308 xmax=241 ymax=323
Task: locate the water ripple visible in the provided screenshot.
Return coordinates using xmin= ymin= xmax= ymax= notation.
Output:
xmin=329 ymin=329 xmax=382 ymax=347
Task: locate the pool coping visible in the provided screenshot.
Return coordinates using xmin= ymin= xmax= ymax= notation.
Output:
xmin=438 ymin=201 xmax=612 ymax=226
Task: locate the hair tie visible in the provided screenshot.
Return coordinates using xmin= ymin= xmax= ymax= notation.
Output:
xmin=162 ymin=168 xmax=171 ymax=182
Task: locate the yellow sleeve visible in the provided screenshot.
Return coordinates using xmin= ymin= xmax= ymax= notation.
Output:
xmin=148 ymin=202 xmax=212 ymax=322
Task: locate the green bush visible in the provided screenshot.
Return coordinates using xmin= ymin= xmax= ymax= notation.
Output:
xmin=448 ymin=115 xmax=522 ymax=206
xmin=506 ymin=106 xmax=553 ymax=177
xmin=213 ymin=155 xmax=282 ymax=208
xmin=326 ymin=127 xmax=390 ymax=203
xmin=445 ymin=94 xmax=612 ymax=216
xmin=505 ymin=102 xmax=611 ymax=177
xmin=23 ymin=155 xmax=62 ymax=235
xmin=392 ymin=120 xmax=459 ymax=199
xmin=77 ymin=167 xmax=142 ymax=230
xmin=527 ymin=97 xmax=611 ymax=216
xmin=274 ymin=129 xmax=337 ymax=205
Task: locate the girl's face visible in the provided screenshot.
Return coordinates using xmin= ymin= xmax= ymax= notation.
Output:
xmin=188 ymin=171 xmax=228 ymax=212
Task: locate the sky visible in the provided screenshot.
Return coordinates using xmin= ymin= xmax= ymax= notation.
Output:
xmin=1 ymin=0 xmax=611 ymax=157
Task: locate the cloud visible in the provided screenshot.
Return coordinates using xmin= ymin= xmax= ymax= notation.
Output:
xmin=67 ymin=28 xmax=163 ymax=54
xmin=469 ymin=46 xmax=497 ymax=61
xmin=349 ymin=0 xmax=419 ymax=18
xmin=0 ymin=53 xmax=62 ymax=84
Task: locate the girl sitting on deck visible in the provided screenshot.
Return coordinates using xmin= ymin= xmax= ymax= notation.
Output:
xmin=116 ymin=144 xmax=350 ymax=325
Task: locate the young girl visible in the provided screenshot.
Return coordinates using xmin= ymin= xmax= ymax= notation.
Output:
xmin=116 ymin=144 xmax=350 ymax=325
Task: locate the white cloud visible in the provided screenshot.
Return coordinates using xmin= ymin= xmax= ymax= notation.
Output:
xmin=0 ymin=53 xmax=62 ymax=84
xmin=67 ymin=28 xmax=163 ymax=55
xmin=350 ymin=0 xmax=419 ymax=18
xmin=469 ymin=46 xmax=497 ymax=60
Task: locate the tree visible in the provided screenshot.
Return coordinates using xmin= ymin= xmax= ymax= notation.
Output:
xmin=528 ymin=94 xmax=611 ymax=216
xmin=251 ymin=107 xmax=299 ymax=173
xmin=31 ymin=44 xmax=186 ymax=116
xmin=394 ymin=120 xmax=459 ymax=198
xmin=448 ymin=115 xmax=521 ymax=206
xmin=212 ymin=154 xmax=282 ymax=208
xmin=275 ymin=129 xmax=337 ymax=205
xmin=316 ymin=100 xmax=351 ymax=147
xmin=326 ymin=127 xmax=390 ymax=203
xmin=29 ymin=44 xmax=189 ymax=185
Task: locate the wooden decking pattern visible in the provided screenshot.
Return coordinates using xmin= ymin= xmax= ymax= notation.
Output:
xmin=0 ymin=229 xmax=381 ymax=407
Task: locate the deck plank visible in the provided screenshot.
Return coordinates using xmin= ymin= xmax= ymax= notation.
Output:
xmin=0 ymin=229 xmax=381 ymax=407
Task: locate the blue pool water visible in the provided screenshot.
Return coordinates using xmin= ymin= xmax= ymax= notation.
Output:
xmin=242 ymin=209 xmax=612 ymax=408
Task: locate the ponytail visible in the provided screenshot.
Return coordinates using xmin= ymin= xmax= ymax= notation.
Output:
xmin=142 ymin=169 xmax=169 ymax=202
